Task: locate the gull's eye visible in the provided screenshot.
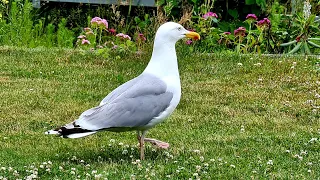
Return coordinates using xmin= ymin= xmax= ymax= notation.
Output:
xmin=177 ymin=27 xmax=182 ymax=31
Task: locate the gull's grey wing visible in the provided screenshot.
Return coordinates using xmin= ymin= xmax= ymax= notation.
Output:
xmin=75 ymin=74 xmax=173 ymax=130
xmin=99 ymin=73 xmax=166 ymax=105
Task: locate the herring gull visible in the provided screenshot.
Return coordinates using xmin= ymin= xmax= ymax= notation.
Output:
xmin=46 ymin=22 xmax=200 ymax=160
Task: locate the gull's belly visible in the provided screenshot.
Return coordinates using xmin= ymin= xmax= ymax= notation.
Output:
xmin=143 ymin=76 xmax=181 ymax=129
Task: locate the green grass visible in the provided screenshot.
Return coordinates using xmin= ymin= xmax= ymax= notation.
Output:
xmin=0 ymin=46 xmax=319 ymax=179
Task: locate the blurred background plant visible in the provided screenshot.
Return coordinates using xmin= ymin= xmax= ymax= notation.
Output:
xmin=280 ymin=0 xmax=320 ymax=54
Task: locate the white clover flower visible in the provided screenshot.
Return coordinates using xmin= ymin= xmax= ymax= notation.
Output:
xmin=200 ymin=156 xmax=204 ymax=162
xmin=196 ymin=165 xmax=201 ymax=172
xmin=237 ymin=63 xmax=243 ymax=66
xmin=309 ymin=138 xmax=318 ymax=142
xmin=71 ymin=168 xmax=76 ymax=171
xmin=230 ymin=164 xmax=236 ymax=168
xmin=122 ymin=150 xmax=128 ymax=154
xmin=94 ymin=174 xmax=102 ymax=179
xmin=91 ymin=170 xmax=97 ymax=174
xmin=193 ymin=149 xmax=200 ymax=154
xmin=300 ymin=150 xmax=308 ymax=155
xmin=307 ymin=169 xmax=311 ymax=173
xmin=285 ymin=150 xmax=290 ymax=153
xmin=70 ymin=171 xmax=76 ymax=175
xmin=267 ymin=160 xmax=273 ymax=165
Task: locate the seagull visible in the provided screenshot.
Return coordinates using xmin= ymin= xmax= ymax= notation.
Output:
xmin=46 ymin=22 xmax=200 ymax=160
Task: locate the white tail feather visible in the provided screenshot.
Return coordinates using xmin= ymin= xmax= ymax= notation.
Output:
xmin=66 ymin=131 xmax=97 ymax=138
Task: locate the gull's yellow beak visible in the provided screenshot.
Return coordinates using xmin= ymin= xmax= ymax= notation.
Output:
xmin=185 ymin=31 xmax=200 ymax=40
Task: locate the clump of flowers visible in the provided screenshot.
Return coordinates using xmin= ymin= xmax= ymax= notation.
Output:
xmin=109 ymin=28 xmax=116 ymax=35
xmin=90 ymin=17 xmax=108 ymax=30
xmin=136 ymin=33 xmax=146 ymax=42
xmin=116 ymin=33 xmax=131 ymax=40
xmin=257 ymin=18 xmax=271 ymax=28
xmin=218 ymin=32 xmax=232 ymax=47
xmin=81 ymin=39 xmax=90 ymax=45
xmin=246 ymin=14 xmax=258 ymax=21
xmin=202 ymin=12 xmax=218 ymax=19
xmin=234 ymin=27 xmax=246 ymax=37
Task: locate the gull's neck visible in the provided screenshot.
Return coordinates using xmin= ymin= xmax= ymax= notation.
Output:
xmin=143 ymin=39 xmax=179 ymax=79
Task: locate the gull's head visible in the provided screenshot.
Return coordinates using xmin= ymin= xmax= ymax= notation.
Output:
xmin=155 ymin=22 xmax=200 ymax=43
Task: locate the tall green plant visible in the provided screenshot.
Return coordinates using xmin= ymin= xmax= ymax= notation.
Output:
xmin=57 ymin=18 xmax=75 ymax=48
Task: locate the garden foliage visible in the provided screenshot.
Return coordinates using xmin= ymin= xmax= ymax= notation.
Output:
xmin=0 ymin=0 xmax=319 ymax=54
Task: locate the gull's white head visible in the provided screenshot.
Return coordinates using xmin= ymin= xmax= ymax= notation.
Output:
xmin=154 ymin=22 xmax=200 ymax=43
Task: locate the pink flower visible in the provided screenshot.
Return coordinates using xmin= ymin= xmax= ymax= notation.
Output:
xmin=234 ymin=27 xmax=246 ymax=37
xmin=116 ymin=33 xmax=131 ymax=40
xmin=186 ymin=39 xmax=193 ymax=45
xmin=98 ymin=19 xmax=108 ymax=29
xmin=81 ymin=39 xmax=90 ymax=45
xmin=136 ymin=33 xmax=146 ymax=42
xmin=77 ymin=35 xmax=86 ymax=39
xmin=109 ymin=28 xmax=116 ymax=34
xmin=203 ymin=12 xmax=218 ymax=19
xmin=223 ymin=32 xmax=231 ymax=35
xmin=90 ymin=17 xmax=108 ymax=29
xmin=84 ymin=27 xmax=92 ymax=32
xmin=112 ymin=45 xmax=118 ymax=49
xmin=90 ymin=17 xmax=102 ymax=26
xmin=257 ymin=18 xmax=271 ymax=27
xmin=246 ymin=14 xmax=258 ymax=21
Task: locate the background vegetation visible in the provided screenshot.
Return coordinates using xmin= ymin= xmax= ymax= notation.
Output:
xmin=0 ymin=0 xmax=319 ymax=54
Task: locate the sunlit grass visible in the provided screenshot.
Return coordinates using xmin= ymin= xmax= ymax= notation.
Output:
xmin=0 ymin=46 xmax=319 ymax=179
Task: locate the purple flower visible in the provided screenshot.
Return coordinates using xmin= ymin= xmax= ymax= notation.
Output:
xmin=203 ymin=12 xmax=218 ymax=19
xmin=81 ymin=39 xmax=90 ymax=45
xmin=246 ymin=14 xmax=258 ymax=21
xmin=257 ymin=18 xmax=271 ymax=27
xmin=234 ymin=27 xmax=246 ymax=37
xmin=186 ymin=39 xmax=193 ymax=45
xmin=223 ymin=32 xmax=231 ymax=35
xmin=136 ymin=33 xmax=146 ymax=42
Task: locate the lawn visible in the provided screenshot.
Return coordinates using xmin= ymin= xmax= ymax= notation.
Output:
xmin=0 ymin=46 xmax=319 ymax=179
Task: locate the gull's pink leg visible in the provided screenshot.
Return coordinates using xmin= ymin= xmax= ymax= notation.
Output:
xmin=144 ymin=138 xmax=170 ymax=149
xmin=139 ymin=131 xmax=146 ymax=160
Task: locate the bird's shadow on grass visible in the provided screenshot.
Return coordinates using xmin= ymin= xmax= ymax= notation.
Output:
xmin=50 ymin=145 xmax=167 ymax=164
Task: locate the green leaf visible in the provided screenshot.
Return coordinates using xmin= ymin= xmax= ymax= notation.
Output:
xmin=280 ymin=40 xmax=297 ymax=47
xmin=288 ymin=42 xmax=302 ymax=54
xmin=228 ymin=9 xmax=239 ymax=19
xmin=307 ymin=41 xmax=320 ymax=48
xmin=303 ymin=43 xmax=311 ymax=55
xmin=308 ymin=38 xmax=320 ymax=41
xmin=245 ymin=0 xmax=255 ymax=5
